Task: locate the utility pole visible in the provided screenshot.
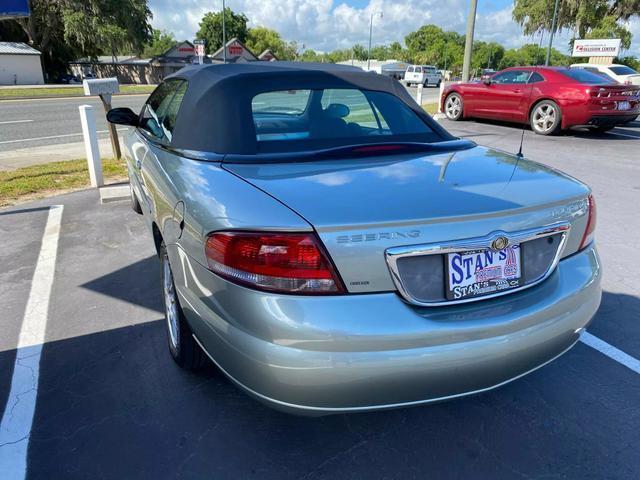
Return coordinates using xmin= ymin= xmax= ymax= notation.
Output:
xmin=545 ymin=0 xmax=560 ymax=66
xmin=367 ymin=11 xmax=383 ymax=71
xmin=222 ymin=0 xmax=227 ymax=64
xmin=461 ymin=0 xmax=478 ymax=82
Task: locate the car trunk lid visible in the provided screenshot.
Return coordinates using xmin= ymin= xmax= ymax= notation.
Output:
xmin=223 ymin=146 xmax=590 ymax=295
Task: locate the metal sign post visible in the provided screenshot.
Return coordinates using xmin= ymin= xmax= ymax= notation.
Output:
xmin=83 ymin=78 xmax=121 ymax=159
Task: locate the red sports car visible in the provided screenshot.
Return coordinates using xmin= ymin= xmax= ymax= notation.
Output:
xmin=441 ymin=66 xmax=640 ymax=135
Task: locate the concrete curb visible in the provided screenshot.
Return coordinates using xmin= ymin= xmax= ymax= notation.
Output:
xmin=99 ymin=184 xmax=129 ymax=204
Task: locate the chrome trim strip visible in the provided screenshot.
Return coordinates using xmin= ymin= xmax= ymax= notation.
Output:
xmin=193 ymin=333 xmax=579 ymax=414
xmin=385 ymin=222 xmax=571 ymax=307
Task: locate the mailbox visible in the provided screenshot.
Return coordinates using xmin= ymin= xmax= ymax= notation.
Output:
xmin=83 ymin=78 xmax=120 ymax=97
xmin=82 ymin=77 xmax=122 ymax=159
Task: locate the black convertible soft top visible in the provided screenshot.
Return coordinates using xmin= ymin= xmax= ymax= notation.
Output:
xmin=166 ymin=62 xmax=454 ymax=154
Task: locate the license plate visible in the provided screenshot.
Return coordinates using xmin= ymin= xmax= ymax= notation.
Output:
xmin=617 ymin=101 xmax=631 ymax=111
xmin=446 ymin=245 xmax=522 ymax=301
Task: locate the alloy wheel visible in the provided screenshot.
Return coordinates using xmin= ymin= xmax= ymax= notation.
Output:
xmin=445 ymin=95 xmax=462 ymax=119
xmin=532 ymin=104 xmax=557 ymax=134
xmin=163 ymin=253 xmax=180 ymax=350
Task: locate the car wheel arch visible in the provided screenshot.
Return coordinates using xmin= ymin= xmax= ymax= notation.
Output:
xmin=444 ymin=90 xmax=465 ymax=118
xmin=528 ymin=97 xmax=561 ymax=124
xmin=152 ymin=222 xmax=163 ymax=258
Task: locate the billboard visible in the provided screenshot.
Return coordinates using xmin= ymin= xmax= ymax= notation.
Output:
xmin=572 ymin=39 xmax=621 ymax=57
xmin=0 ymin=0 xmax=30 ymax=18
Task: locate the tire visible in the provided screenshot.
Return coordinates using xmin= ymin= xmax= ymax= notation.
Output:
xmin=405 ymin=82 xmax=411 ymax=87
xmin=530 ymin=100 xmax=562 ymax=135
xmin=436 ymin=80 xmax=441 ymax=88
xmin=161 ymin=244 xmax=207 ymax=370
xmin=444 ymin=93 xmax=464 ymax=121
xmin=129 ymin=182 xmax=143 ymax=214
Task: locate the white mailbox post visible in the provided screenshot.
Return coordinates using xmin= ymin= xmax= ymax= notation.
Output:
xmin=78 ymin=105 xmax=103 ymax=187
xmin=83 ymin=78 xmax=121 ymax=160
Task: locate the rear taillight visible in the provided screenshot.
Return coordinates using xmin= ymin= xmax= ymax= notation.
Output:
xmin=579 ymin=194 xmax=596 ymax=250
xmin=204 ymin=231 xmax=345 ymax=294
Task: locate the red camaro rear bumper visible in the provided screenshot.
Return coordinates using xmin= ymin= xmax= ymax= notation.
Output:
xmin=561 ymin=98 xmax=639 ymax=128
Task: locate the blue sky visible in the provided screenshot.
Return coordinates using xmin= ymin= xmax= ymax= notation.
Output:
xmin=148 ymin=0 xmax=639 ymax=57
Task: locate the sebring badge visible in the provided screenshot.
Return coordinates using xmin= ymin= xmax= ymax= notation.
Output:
xmin=490 ymin=236 xmax=509 ymax=251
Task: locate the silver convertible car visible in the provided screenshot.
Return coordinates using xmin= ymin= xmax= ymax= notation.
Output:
xmin=107 ymin=63 xmax=601 ymax=415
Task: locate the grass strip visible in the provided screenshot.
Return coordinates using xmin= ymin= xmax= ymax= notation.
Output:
xmin=0 ymin=158 xmax=127 ymax=207
xmin=0 ymin=84 xmax=154 ymax=99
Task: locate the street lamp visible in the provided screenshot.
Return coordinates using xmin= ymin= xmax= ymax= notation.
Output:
xmin=545 ymin=0 xmax=560 ymax=66
xmin=367 ymin=11 xmax=383 ymax=71
xmin=222 ymin=0 xmax=227 ymax=64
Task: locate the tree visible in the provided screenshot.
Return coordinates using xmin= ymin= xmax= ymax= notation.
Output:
xmin=352 ymin=44 xmax=368 ymax=61
xmin=513 ymin=0 xmax=639 ymax=50
xmin=196 ymin=8 xmax=248 ymax=54
xmin=0 ymin=0 xmax=151 ymax=77
xmin=498 ymin=44 xmax=569 ymax=68
xmin=246 ymin=26 xmax=286 ymax=58
xmin=404 ymin=25 xmax=465 ymax=69
xmin=143 ymin=29 xmax=176 ymax=58
xmin=59 ymin=0 xmax=152 ymax=58
xmin=472 ymin=42 xmax=505 ymax=70
xmin=299 ymin=49 xmax=320 ymax=62
xmin=617 ymin=56 xmax=640 ymax=71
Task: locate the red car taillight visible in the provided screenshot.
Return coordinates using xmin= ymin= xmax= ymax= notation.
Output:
xmin=579 ymin=194 xmax=597 ymax=250
xmin=204 ymin=231 xmax=345 ymax=294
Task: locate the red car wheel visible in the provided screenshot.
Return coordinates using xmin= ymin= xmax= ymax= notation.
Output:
xmin=530 ymin=100 xmax=562 ymax=135
xmin=444 ymin=93 xmax=463 ymax=121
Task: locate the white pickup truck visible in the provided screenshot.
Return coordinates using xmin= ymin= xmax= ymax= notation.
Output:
xmin=403 ymin=65 xmax=442 ymax=87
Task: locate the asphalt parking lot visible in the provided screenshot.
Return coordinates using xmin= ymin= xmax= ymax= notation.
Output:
xmin=1 ymin=117 xmax=639 ymax=479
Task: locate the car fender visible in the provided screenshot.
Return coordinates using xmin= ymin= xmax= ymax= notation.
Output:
xmin=527 ymin=96 xmax=564 ymax=126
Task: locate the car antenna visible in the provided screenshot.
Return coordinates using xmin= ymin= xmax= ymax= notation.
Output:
xmin=516 ymin=31 xmax=547 ymax=159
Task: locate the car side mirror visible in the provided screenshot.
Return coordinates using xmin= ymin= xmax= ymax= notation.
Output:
xmin=107 ymin=107 xmax=138 ymax=127
xmin=481 ymin=75 xmax=492 ymax=85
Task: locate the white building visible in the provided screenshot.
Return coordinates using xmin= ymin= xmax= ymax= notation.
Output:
xmin=0 ymin=42 xmax=44 ymax=85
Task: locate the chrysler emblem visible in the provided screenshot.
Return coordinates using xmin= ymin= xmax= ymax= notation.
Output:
xmin=491 ymin=236 xmax=509 ymax=251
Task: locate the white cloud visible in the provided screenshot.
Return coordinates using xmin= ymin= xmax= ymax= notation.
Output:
xmin=148 ymin=0 xmax=639 ymax=57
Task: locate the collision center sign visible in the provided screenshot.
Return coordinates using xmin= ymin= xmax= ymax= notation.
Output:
xmin=572 ymin=38 xmax=621 ymax=57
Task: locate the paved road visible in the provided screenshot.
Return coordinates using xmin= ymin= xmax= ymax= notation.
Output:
xmin=0 ymin=86 xmax=440 ymax=153
xmin=0 ymin=116 xmax=638 ymax=479
xmin=0 ymin=95 xmax=148 ymax=152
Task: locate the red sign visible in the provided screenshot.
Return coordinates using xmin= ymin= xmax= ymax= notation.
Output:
xmin=228 ymin=43 xmax=243 ymax=56
xmin=179 ymin=47 xmax=195 ymax=52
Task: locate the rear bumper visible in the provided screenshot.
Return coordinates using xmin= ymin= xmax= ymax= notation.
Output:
xmin=172 ymin=244 xmax=601 ymax=415
xmin=583 ymin=114 xmax=638 ymax=126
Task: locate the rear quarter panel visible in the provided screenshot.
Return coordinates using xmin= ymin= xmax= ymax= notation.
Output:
xmin=141 ymin=148 xmax=311 ymax=268
xmin=536 ymin=82 xmax=591 ymax=127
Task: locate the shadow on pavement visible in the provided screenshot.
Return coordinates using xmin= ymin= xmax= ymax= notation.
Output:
xmin=12 ymin=290 xmax=638 ymax=479
xmin=80 ymin=255 xmax=163 ymax=314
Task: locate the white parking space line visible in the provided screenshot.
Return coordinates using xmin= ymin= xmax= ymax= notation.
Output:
xmin=581 ymin=331 xmax=640 ymax=374
xmin=0 ymin=120 xmax=33 ymax=125
xmin=0 ymin=128 xmax=127 ymax=145
xmin=0 ymin=205 xmax=63 ymax=480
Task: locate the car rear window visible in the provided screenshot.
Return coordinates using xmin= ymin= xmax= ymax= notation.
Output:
xmin=563 ymin=69 xmax=614 ymax=84
xmin=609 ymin=66 xmax=637 ymax=75
xmin=251 ymin=88 xmax=441 ymax=152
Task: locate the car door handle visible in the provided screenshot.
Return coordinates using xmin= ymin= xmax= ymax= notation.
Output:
xmin=512 ymin=89 xmax=523 ymax=93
